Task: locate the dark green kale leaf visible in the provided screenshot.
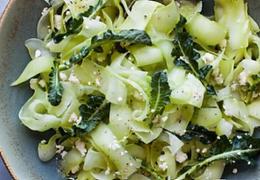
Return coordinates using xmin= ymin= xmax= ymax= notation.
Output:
xmin=198 ymin=65 xmax=213 ymax=79
xmin=74 ymin=95 xmax=110 ymax=134
xmin=206 ymin=85 xmax=217 ymax=95
xmin=172 ymin=16 xmax=216 ymax=95
xmin=48 ymin=61 xmax=64 ymax=106
xmin=172 ymin=16 xmax=200 ymax=74
xmin=53 ymin=0 xmax=104 ymax=43
xmin=61 ymin=29 xmax=152 ymax=68
xmin=176 ymin=134 xmax=260 ymax=180
xmin=150 ymin=71 xmax=172 ymax=116
xmin=180 ymin=123 xmax=217 ymax=144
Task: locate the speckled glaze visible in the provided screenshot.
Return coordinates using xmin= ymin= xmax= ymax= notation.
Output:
xmin=0 ymin=0 xmax=259 ymax=180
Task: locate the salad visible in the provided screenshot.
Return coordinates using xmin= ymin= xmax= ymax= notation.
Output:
xmin=12 ymin=0 xmax=260 ymax=179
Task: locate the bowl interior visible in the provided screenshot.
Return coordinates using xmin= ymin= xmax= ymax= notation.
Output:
xmin=0 ymin=0 xmax=259 ymax=179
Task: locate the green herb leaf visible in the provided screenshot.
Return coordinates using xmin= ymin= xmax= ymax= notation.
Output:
xmin=176 ymin=134 xmax=260 ymax=180
xmin=198 ymin=65 xmax=212 ymax=79
xmin=206 ymin=85 xmax=217 ymax=95
xmin=48 ymin=62 xmax=63 ymax=106
xmin=53 ymin=0 xmax=104 ymax=43
xmin=180 ymin=123 xmax=217 ymax=144
xmin=62 ymin=29 xmax=152 ymax=68
xmin=172 ymin=16 xmax=200 ymax=74
xmin=172 ymin=16 xmax=217 ymax=96
xmin=150 ymin=71 xmax=171 ymax=120
xmin=75 ymin=95 xmax=110 ymax=134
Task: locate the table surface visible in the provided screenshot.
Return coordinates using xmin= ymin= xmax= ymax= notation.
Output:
xmin=0 ymin=1 xmax=14 ymax=179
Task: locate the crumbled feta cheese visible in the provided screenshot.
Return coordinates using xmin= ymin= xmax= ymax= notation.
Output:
xmin=176 ymin=151 xmax=188 ymax=163
xmin=35 ymin=49 xmax=42 ymax=58
xmin=202 ymin=148 xmax=208 ymax=154
xmin=231 ymin=83 xmax=239 ymax=91
xmin=38 ymin=79 xmax=46 ymax=88
xmin=219 ymin=39 xmax=227 ymax=49
xmin=95 ymin=16 xmax=101 ymax=21
xmin=29 ymin=79 xmax=38 ymax=89
xmin=212 ymin=68 xmax=224 ymax=85
xmin=65 ymin=10 xmax=71 ymax=16
xmin=59 ymin=72 xmax=68 ymax=81
xmin=105 ymin=168 xmax=111 ymax=175
xmin=75 ymin=140 xmax=87 ymax=156
xmin=202 ymin=53 xmax=215 ymax=64
xmin=151 ymin=109 xmax=155 ymax=113
xmin=71 ymin=165 xmax=80 ymax=174
xmin=232 ymin=168 xmax=238 ymax=174
xmin=56 ymin=145 xmax=64 ymax=154
xmin=196 ymin=148 xmax=201 ymax=153
xmin=114 ymin=171 xmax=121 ymax=175
xmin=152 ymin=115 xmax=160 ymax=124
xmin=158 ymin=162 xmax=168 ymax=171
xmin=161 ymin=116 xmax=168 ymax=122
xmin=41 ymin=7 xmax=49 ymax=15
xmin=238 ymin=71 xmax=248 ymax=86
xmin=68 ymin=73 xmax=80 ymax=84
xmin=158 ymin=155 xmax=168 ymax=171
xmin=95 ymin=78 xmax=101 ymax=86
xmin=40 ymin=140 xmax=47 ymax=144
xmin=68 ymin=113 xmax=82 ymax=125
xmin=60 ymin=151 xmax=67 ymax=159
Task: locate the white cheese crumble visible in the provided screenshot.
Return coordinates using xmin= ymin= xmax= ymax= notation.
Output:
xmin=38 ymin=79 xmax=46 ymax=88
xmin=59 ymin=72 xmax=68 ymax=81
xmin=68 ymin=113 xmax=82 ymax=125
xmin=212 ymin=68 xmax=224 ymax=85
xmin=231 ymin=83 xmax=239 ymax=91
xmin=161 ymin=116 xmax=168 ymax=122
xmin=158 ymin=155 xmax=168 ymax=171
xmin=75 ymin=140 xmax=87 ymax=156
xmin=219 ymin=39 xmax=227 ymax=49
xmin=176 ymin=150 xmax=188 ymax=163
xmin=71 ymin=165 xmax=80 ymax=174
xmin=60 ymin=151 xmax=67 ymax=159
xmin=41 ymin=7 xmax=49 ymax=15
xmin=105 ymin=168 xmax=111 ymax=175
xmin=56 ymin=145 xmax=64 ymax=154
xmin=238 ymin=71 xmax=249 ymax=85
xmin=35 ymin=49 xmax=42 ymax=58
xmin=158 ymin=162 xmax=168 ymax=171
xmin=40 ymin=140 xmax=47 ymax=144
xmin=202 ymin=53 xmax=215 ymax=64
xmin=29 ymin=79 xmax=38 ymax=90
xmin=65 ymin=10 xmax=71 ymax=16
xmin=95 ymin=78 xmax=101 ymax=86
xmin=201 ymin=148 xmax=208 ymax=154
xmin=68 ymin=72 xmax=80 ymax=84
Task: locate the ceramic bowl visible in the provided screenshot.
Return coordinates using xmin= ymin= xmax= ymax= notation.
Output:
xmin=0 ymin=0 xmax=259 ymax=179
